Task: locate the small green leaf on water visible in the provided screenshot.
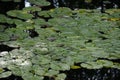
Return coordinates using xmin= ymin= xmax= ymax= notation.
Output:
xmin=0 ymin=71 xmax=12 ymax=78
xmin=55 ymin=73 xmax=66 ymax=80
xmin=97 ymin=60 xmax=114 ymax=68
xmin=81 ymin=62 xmax=103 ymax=69
xmin=23 ymin=6 xmax=41 ymax=12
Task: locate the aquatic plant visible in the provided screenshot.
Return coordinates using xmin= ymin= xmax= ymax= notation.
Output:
xmin=0 ymin=0 xmax=120 ymax=80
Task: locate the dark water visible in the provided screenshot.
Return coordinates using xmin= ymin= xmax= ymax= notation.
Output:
xmin=65 ymin=68 xmax=120 ymax=80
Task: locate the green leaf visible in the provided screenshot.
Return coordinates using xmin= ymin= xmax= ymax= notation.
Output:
xmin=0 ymin=68 xmax=4 ymax=74
xmin=38 ymin=11 xmax=51 ymax=18
xmin=55 ymin=73 xmax=66 ymax=80
xmin=0 ymin=71 xmax=12 ymax=78
xmin=7 ymin=10 xmax=33 ymax=20
xmin=81 ymin=62 xmax=103 ymax=69
xmin=45 ymin=69 xmax=59 ymax=76
xmin=28 ymin=0 xmax=50 ymax=6
xmin=50 ymin=62 xmax=61 ymax=70
xmin=59 ymin=63 xmax=70 ymax=70
xmin=0 ymin=32 xmax=10 ymax=42
xmin=97 ymin=60 xmax=114 ymax=68
xmin=23 ymin=6 xmax=41 ymax=12
xmin=7 ymin=65 xmax=22 ymax=76
xmin=112 ymin=63 xmax=120 ymax=69
xmin=49 ymin=7 xmax=72 ymax=17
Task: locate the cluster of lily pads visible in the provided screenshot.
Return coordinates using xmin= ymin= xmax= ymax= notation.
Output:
xmin=0 ymin=0 xmax=120 ymax=80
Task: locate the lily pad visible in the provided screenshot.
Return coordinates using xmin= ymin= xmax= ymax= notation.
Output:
xmin=49 ymin=7 xmax=72 ymax=17
xmin=81 ymin=62 xmax=103 ymax=69
xmin=0 ymin=33 xmax=10 ymax=42
xmin=55 ymin=73 xmax=66 ymax=80
xmin=0 ymin=71 xmax=12 ymax=78
xmin=45 ymin=69 xmax=59 ymax=76
xmin=7 ymin=10 xmax=33 ymax=20
xmin=28 ymin=0 xmax=50 ymax=6
xmin=97 ymin=60 xmax=114 ymax=68
xmin=38 ymin=11 xmax=51 ymax=18
xmin=23 ymin=6 xmax=41 ymax=12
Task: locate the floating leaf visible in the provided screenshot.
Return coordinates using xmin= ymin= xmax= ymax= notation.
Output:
xmin=7 ymin=10 xmax=33 ymax=20
xmin=0 ymin=33 xmax=10 ymax=42
xmin=81 ymin=62 xmax=103 ymax=69
xmin=50 ymin=62 xmax=61 ymax=70
xmin=97 ymin=60 xmax=114 ymax=68
xmin=55 ymin=73 xmax=66 ymax=80
xmin=71 ymin=65 xmax=81 ymax=69
xmin=49 ymin=7 xmax=72 ymax=17
xmin=28 ymin=0 xmax=50 ymax=6
xmin=0 ymin=71 xmax=12 ymax=78
xmin=59 ymin=63 xmax=70 ymax=70
xmin=23 ymin=6 xmax=41 ymax=12
xmin=45 ymin=69 xmax=59 ymax=76
xmin=112 ymin=63 xmax=120 ymax=69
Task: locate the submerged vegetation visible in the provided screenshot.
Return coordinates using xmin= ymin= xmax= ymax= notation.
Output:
xmin=0 ymin=0 xmax=120 ymax=80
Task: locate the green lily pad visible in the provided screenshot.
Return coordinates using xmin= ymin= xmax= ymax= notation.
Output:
xmin=50 ymin=62 xmax=61 ymax=70
xmin=97 ymin=60 xmax=114 ymax=68
xmin=49 ymin=7 xmax=72 ymax=17
xmin=38 ymin=11 xmax=51 ymax=18
xmin=0 ymin=71 xmax=12 ymax=78
xmin=81 ymin=62 xmax=103 ymax=69
xmin=112 ymin=63 xmax=120 ymax=69
xmin=45 ymin=69 xmax=59 ymax=76
xmin=0 ymin=14 xmax=7 ymax=23
xmin=33 ymin=19 xmax=46 ymax=26
xmin=28 ymin=0 xmax=50 ymax=6
xmin=55 ymin=73 xmax=66 ymax=80
xmin=23 ymin=6 xmax=41 ymax=12
xmin=0 ymin=32 xmax=10 ymax=42
xmin=0 ymin=14 xmax=13 ymax=24
xmin=7 ymin=10 xmax=33 ymax=20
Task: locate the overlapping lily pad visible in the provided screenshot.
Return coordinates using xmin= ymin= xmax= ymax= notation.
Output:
xmin=0 ymin=6 xmax=120 ymax=80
